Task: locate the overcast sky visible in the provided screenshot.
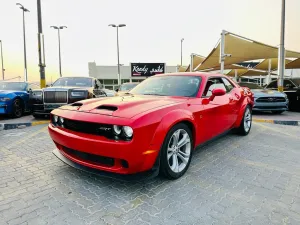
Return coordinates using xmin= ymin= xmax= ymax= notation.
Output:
xmin=0 ymin=0 xmax=300 ymax=82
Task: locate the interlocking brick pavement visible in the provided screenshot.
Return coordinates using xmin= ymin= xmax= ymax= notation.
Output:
xmin=0 ymin=122 xmax=300 ymax=225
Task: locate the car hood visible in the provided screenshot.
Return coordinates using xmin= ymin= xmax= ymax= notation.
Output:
xmin=0 ymin=90 xmax=26 ymax=97
xmin=251 ymin=89 xmax=286 ymax=97
xmin=60 ymin=95 xmax=186 ymax=118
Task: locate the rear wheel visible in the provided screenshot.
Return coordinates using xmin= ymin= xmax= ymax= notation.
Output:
xmin=12 ymin=99 xmax=23 ymax=118
xmin=160 ymin=123 xmax=193 ymax=179
xmin=237 ymin=105 xmax=252 ymax=136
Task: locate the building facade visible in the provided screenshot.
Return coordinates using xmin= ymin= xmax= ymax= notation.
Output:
xmin=88 ymin=62 xmax=177 ymax=90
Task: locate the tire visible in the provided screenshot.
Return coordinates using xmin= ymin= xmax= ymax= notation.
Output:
xmin=236 ymin=105 xmax=252 ymax=136
xmin=271 ymin=111 xmax=284 ymax=114
xmin=12 ymin=99 xmax=23 ymax=118
xmin=159 ymin=123 xmax=193 ymax=180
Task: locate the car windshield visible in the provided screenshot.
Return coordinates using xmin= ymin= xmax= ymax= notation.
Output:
xmin=292 ymin=79 xmax=300 ymax=86
xmin=0 ymin=82 xmax=27 ymax=91
xmin=239 ymin=82 xmax=262 ymax=89
xmin=130 ymin=76 xmax=201 ymax=97
xmin=119 ymin=83 xmax=138 ymax=91
xmin=52 ymin=77 xmax=92 ymax=87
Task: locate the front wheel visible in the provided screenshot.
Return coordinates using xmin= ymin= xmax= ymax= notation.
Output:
xmin=12 ymin=99 xmax=23 ymax=118
xmin=159 ymin=123 xmax=193 ymax=179
xmin=236 ymin=105 xmax=252 ymax=136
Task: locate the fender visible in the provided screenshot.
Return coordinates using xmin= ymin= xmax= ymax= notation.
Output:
xmin=149 ymin=109 xmax=197 ymax=151
xmin=234 ymin=97 xmax=254 ymax=128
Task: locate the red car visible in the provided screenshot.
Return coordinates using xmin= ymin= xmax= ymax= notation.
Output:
xmin=49 ymin=73 xmax=254 ymax=180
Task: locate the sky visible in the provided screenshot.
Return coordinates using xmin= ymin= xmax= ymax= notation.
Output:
xmin=0 ymin=0 xmax=300 ymax=83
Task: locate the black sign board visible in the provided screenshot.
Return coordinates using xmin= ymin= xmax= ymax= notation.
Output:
xmin=131 ymin=63 xmax=165 ymax=77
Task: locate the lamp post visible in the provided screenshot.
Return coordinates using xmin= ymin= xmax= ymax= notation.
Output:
xmin=181 ymin=38 xmax=184 ymax=66
xmin=16 ymin=3 xmax=29 ymax=82
xmin=278 ymin=0 xmax=286 ymax=92
xmin=108 ymin=24 xmax=126 ymax=85
xmin=0 ymin=40 xmax=4 ymax=80
xmin=37 ymin=0 xmax=46 ymax=88
xmin=50 ymin=26 xmax=67 ymax=77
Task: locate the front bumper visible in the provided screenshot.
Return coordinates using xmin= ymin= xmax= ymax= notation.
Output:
xmin=253 ymin=101 xmax=289 ymax=111
xmin=52 ymin=148 xmax=160 ymax=181
xmin=32 ymin=104 xmax=67 ymax=115
xmin=48 ymin=123 xmax=160 ymax=176
xmin=0 ymin=104 xmax=8 ymax=114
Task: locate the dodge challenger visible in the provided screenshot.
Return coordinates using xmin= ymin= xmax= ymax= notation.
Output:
xmin=49 ymin=73 xmax=254 ymax=180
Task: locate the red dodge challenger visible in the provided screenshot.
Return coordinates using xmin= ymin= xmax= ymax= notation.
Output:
xmin=49 ymin=73 xmax=254 ymax=180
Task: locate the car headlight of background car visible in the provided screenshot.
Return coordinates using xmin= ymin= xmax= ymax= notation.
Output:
xmin=71 ymin=91 xmax=86 ymax=97
xmin=51 ymin=114 xmax=133 ymax=141
xmin=33 ymin=91 xmax=43 ymax=97
xmin=0 ymin=97 xmax=11 ymax=102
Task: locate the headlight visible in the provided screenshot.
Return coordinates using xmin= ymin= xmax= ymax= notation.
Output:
xmin=53 ymin=115 xmax=58 ymax=123
xmin=283 ymin=93 xmax=288 ymax=99
xmin=113 ymin=125 xmax=122 ymax=135
xmin=71 ymin=91 xmax=85 ymax=97
xmin=0 ymin=97 xmax=11 ymax=102
xmin=123 ymin=126 xmax=133 ymax=138
xmin=59 ymin=117 xmax=64 ymax=124
xmin=33 ymin=91 xmax=43 ymax=97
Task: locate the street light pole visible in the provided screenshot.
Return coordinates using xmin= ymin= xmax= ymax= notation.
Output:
xmin=51 ymin=26 xmax=67 ymax=77
xmin=181 ymin=38 xmax=184 ymax=66
xmin=278 ymin=0 xmax=286 ymax=92
xmin=16 ymin=3 xmax=29 ymax=82
xmin=109 ymin=24 xmax=126 ymax=86
xmin=0 ymin=40 xmax=4 ymax=80
xmin=37 ymin=0 xmax=46 ymax=88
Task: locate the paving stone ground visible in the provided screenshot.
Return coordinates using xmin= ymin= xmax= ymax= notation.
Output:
xmin=0 ymin=122 xmax=300 ymax=225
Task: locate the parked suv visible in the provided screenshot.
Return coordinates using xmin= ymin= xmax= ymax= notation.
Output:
xmin=265 ymin=78 xmax=300 ymax=111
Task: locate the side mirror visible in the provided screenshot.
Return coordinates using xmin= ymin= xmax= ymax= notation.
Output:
xmin=115 ymin=89 xmax=119 ymax=92
xmin=202 ymin=88 xmax=226 ymax=104
xmin=27 ymin=88 xmax=32 ymax=93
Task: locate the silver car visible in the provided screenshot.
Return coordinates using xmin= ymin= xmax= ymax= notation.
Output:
xmin=238 ymin=82 xmax=289 ymax=114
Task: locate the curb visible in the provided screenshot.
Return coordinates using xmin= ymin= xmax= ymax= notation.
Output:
xmin=253 ymin=118 xmax=300 ymax=126
xmin=0 ymin=120 xmax=49 ymax=131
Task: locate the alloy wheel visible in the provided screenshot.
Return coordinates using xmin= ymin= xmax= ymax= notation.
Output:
xmin=167 ymin=129 xmax=191 ymax=173
xmin=244 ymin=108 xmax=252 ymax=133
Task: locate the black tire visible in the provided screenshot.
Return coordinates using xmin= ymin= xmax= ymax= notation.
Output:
xmin=236 ymin=105 xmax=252 ymax=136
xmin=271 ymin=111 xmax=284 ymax=114
xmin=159 ymin=123 xmax=193 ymax=180
xmin=11 ymin=99 xmax=23 ymax=118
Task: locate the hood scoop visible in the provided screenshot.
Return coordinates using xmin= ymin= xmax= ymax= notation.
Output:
xmin=71 ymin=103 xmax=83 ymax=107
xmin=97 ymin=105 xmax=118 ymax=111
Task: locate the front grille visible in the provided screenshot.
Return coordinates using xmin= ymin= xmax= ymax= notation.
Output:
xmin=256 ymin=97 xmax=286 ymax=102
xmin=44 ymin=91 xmax=67 ymax=103
xmin=63 ymin=119 xmax=114 ymax=137
xmin=254 ymin=106 xmax=287 ymax=109
xmin=62 ymin=146 xmax=115 ymax=167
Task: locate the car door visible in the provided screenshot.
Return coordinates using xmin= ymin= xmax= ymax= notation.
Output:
xmin=200 ymin=77 xmax=232 ymax=139
xmin=222 ymin=77 xmax=240 ymax=126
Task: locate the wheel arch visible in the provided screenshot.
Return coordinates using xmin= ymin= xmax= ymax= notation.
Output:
xmin=234 ymin=99 xmax=253 ymax=128
xmin=149 ymin=109 xmax=197 ymax=151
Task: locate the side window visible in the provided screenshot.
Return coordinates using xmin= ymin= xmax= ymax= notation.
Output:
xmin=202 ymin=78 xmax=226 ymax=97
xmin=267 ymin=81 xmax=277 ymax=89
xmin=97 ymin=80 xmax=103 ymax=89
xmin=221 ymin=78 xmax=234 ymax=92
xmin=283 ymin=80 xmax=295 ymax=89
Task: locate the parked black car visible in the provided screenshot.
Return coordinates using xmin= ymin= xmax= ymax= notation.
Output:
xmin=265 ymin=78 xmax=300 ymax=111
xmin=30 ymin=77 xmax=110 ymax=117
